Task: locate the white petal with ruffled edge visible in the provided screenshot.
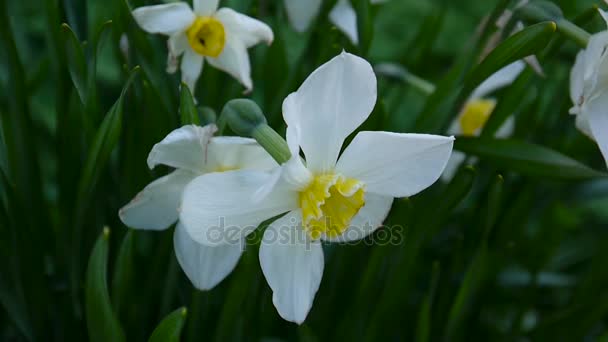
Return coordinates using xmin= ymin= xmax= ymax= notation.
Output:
xmin=323 ymin=193 xmax=393 ymax=243
xmin=180 ymin=170 xmax=298 ymax=245
xmin=174 ymin=222 xmax=244 ymax=290
xmin=181 ymin=49 xmax=205 ymax=93
xmin=259 ymin=209 xmax=324 ymax=324
xmin=206 ymin=36 xmax=252 ymax=91
xmin=147 ymin=124 xmax=216 ymax=172
xmin=284 ymin=0 xmax=322 ymax=32
xmin=193 ymin=0 xmax=219 ymax=16
xmin=119 ymin=170 xmax=196 ymax=230
xmin=215 ymin=8 xmax=274 ymax=48
xmin=336 ymin=131 xmax=454 ymax=198
xmin=329 ymin=0 xmax=359 ymax=45
xmin=283 ymin=52 xmax=377 ymax=173
xmin=132 ymin=3 xmax=195 ymax=35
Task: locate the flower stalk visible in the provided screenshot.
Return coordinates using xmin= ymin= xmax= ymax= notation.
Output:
xmin=517 ymin=0 xmax=590 ymax=47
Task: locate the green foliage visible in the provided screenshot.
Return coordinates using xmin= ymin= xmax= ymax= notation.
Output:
xmin=0 ymin=0 xmax=607 ymax=341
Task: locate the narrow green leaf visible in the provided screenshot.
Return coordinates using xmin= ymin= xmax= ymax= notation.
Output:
xmin=454 ymin=137 xmax=607 ymax=180
xmin=415 ymin=262 xmax=440 ymax=342
xmin=76 ymin=66 xmax=140 ymax=203
xmin=180 ymin=84 xmax=200 ymax=126
xmin=61 ymin=23 xmax=88 ymax=104
xmin=85 ymin=227 xmax=126 ymax=342
xmin=462 ymin=21 xmax=556 ymax=98
xmin=86 ymin=20 xmax=113 ymax=117
xmin=353 ymin=0 xmax=372 ymax=55
xmin=148 ymin=307 xmax=188 ymax=342
xmin=111 ymin=230 xmax=134 ymax=316
xmin=485 ymin=174 xmax=504 ymax=234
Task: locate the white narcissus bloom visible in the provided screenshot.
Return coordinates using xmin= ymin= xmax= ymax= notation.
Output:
xmin=442 ymin=61 xmax=526 ymax=180
xmin=285 ymin=0 xmax=387 ymax=45
xmin=132 ymin=0 xmax=274 ymax=93
xmin=119 ymin=124 xmax=276 ymax=290
xmin=569 ymin=9 xmax=608 ymax=168
xmin=179 ymin=52 xmax=454 ymax=323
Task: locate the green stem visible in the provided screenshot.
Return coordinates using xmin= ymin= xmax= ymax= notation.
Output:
xmin=251 ymin=124 xmax=292 ymax=164
xmin=555 ymin=18 xmax=591 ymax=48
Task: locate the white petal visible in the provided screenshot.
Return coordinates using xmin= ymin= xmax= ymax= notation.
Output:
xmin=329 ymin=0 xmax=359 ymax=45
xmin=600 ymin=8 xmax=608 ymax=28
xmin=132 ymin=3 xmax=195 ymax=34
xmin=284 ymin=0 xmax=322 ymax=32
xmin=193 ymin=0 xmax=219 ymax=16
xmin=259 ymin=210 xmax=323 ymax=324
xmin=470 ymin=61 xmax=525 ymax=99
xmin=215 ymin=8 xmax=274 ymax=48
xmin=119 ymin=170 xmax=196 ymax=230
xmin=586 ymin=96 xmax=608 ymax=168
xmin=206 ymin=37 xmax=252 ymax=91
xmin=180 ymin=170 xmax=298 ymax=245
xmin=168 ymin=32 xmax=189 ymax=57
xmin=323 ymin=193 xmax=393 ymax=242
xmin=147 ymin=124 xmax=217 ymax=172
xmin=495 ymin=116 xmax=515 ymax=138
xmin=283 ymin=52 xmax=377 ymax=173
xmin=570 ymin=50 xmax=585 ymax=107
xmin=336 ymin=131 xmax=454 ymax=198
xmin=440 ymin=151 xmax=466 ymax=182
xmin=181 ymin=49 xmax=205 ymax=93
xmin=575 ymin=113 xmax=593 ymax=138
xmin=206 ymin=136 xmax=277 ymax=171
xmin=174 ymin=222 xmax=243 ymax=290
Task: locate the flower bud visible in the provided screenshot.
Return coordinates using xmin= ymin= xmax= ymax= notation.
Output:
xmin=221 ymin=99 xmax=268 ymax=137
xmin=221 ymin=99 xmax=291 ymax=164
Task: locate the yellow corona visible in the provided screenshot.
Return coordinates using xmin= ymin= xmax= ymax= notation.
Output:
xmin=186 ymin=17 xmax=226 ymax=57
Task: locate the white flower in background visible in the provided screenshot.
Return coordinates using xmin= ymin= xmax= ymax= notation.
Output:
xmin=179 ymin=52 xmax=454 ymax=323
xmin=442 ymin=60 xmax=526 ymax=180
xmin=569 ymin=9 xmax=608 ymax=168
xmin=132 ymin=0 xmax=274 ymax=93
xmin=285 ymin=0 xmax=388 ymax=45
xmin=119 ymin=124 xmax=276 ymax=290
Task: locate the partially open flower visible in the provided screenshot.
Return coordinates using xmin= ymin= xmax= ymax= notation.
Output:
xmin=119 ymin=124 xmax=276 ymax=290
xmin=442 ymin=61 xmax=526 ymax=180
xmin=132 ymin=0 xmax=273 ymax=93
xmin=569 ymin=9 xmax=608 ymax=168
xmin=285 ymin=0 xmax=387 ymax=45
xmin=179 ymin=52 xmax=454 ymax=324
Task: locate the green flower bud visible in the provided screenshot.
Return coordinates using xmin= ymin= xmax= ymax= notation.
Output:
xmin=221 ymin=99 xmax=291 ymax=164
xmin=221 ymin=99 xmax=268 ymax=137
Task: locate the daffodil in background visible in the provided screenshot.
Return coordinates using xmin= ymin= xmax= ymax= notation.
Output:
xmin=284 ymin=0 xmax=387 ymax=45
xmin=570 ymin=9 xmax=608 ymax=168
xmin=119 ymin=124 xmax=276 ymax=290
xmin=179 ymin=52 xmax=454 ymax=323
xmin=442 ymin=60 xmax=526 ymax=180
xmin=131 ymin=0 xmax=273 ymax=93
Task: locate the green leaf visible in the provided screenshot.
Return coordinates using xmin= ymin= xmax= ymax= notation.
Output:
xmin=415 ymin=262 xmax=440 ymax=342
xmin=462 ymin=21 xmax=556 ymax=98
xmin=76 ymin=66 xmax=140 ymax=204
xmin=353 ymin=0 xmax=372 ymax=55
xmin=454 ymin=137 xmax=607 ymax=180
xmin=61 ymin=23 xmax=88 ymax=105
xmin=148 ymin=307 xmax=188 ymax=342
xmin=180 ymin=83 xmax=200 ymax=126
xmin=85 ymin=228 xmax=126 ymax=342
xmin=111 ymin=230 xmax=134 ymax=316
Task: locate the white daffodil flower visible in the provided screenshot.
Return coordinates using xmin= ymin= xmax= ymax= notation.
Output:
xmin=285 ymin=0 xmax=387 ymax=45
xmin=569 ymin=9 xmax=608 ymax=168
xmin=119 ymin=124 xmax=276 ymax=290
xmin=442 ymin=60 xmax=526 ymax=180
xmin=132 ymin=0 xmax=274 ymax=93
xmin=179 ymin=52 xmax=454 ymax=324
